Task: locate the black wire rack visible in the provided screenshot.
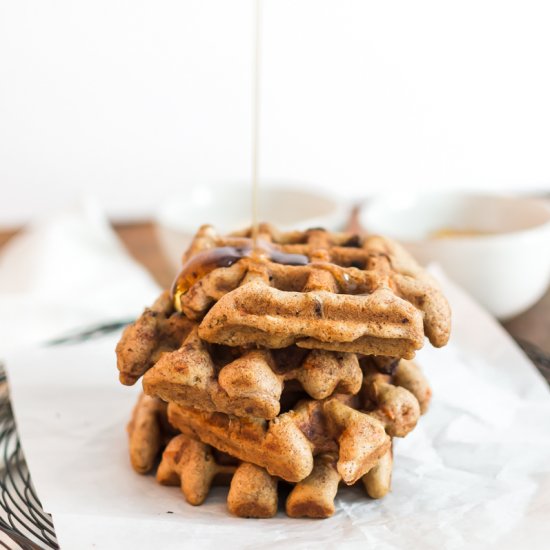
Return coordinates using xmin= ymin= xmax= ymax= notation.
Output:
xmin=0 ymin=320 xmax=547 ymax=549
xmin=0 ymin=367 xmax=58 ymax=550
xmin=516 ymin=338 xmax=550 ymax=384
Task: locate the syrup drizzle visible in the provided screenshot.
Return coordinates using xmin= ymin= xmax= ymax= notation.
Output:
xmin=171 ymin=241 xmax=308 ymax=310
xmin=171 ymin=246 xmax=249 ymax=301
xmin=251 ymin=0 xmax=262 ymax=248
xmin=173 ymin=0 xmax=312 ymax=312
xmin=314 ymin=263 xmax=360 ymax=294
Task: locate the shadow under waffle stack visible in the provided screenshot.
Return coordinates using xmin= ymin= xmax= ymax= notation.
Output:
xmin=116 ymin=224 xmax=450 ymax=518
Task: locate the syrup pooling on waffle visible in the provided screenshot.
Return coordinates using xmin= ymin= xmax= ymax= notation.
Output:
xmin=171 ymin=236 xmax=308 ymax=308
xmin=171 ymin=224 xmax=451 ymax=359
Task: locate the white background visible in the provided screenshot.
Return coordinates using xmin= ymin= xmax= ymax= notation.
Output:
xmin=1 ymin=0 xmax=550 ymax=227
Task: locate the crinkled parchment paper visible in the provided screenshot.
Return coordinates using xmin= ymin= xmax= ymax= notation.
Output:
xmin=5 ymin=271 xmax=550 ymax=549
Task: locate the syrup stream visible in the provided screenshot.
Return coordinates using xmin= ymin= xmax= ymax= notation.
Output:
xmin=171 ymin=1 xmax=304 ymax=311
xmin=251 ymin=0 xmax=262 ymax=248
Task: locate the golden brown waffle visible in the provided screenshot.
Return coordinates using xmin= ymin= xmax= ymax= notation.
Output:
xmin=116 ymin=291 xmax=194 ymax=385
xmin=119 ymin=220 xmax=445 ymax=520
xmin=127 ymin=393 xmax=174 ymax=474
xmin=392 ymin=358 xmax=432 ymax=414
xmin=142 ymin=326 xmax=362 ymax=420
xmin=172 ymin=224 xmax=451 ymax=359
xmin=166 ymin=357 xmax=427 ymax=484
xmin=285 ymin=447 xmax=393 ymax=518
xmin=168 ymin=397 xmax=386 ymax=484
xmin=360 ymin=446 xmax=393 ymax=500
xmin=128 ymin=394 xmax=395 ymax=518
xmin=168 ymin=390 xmax=408 ymax=484
xmin=153 ymin=432 xmax=393 ymax=519
xmin=157 ymin=434 xmax=278 ymax=517
xmin=360 ymin=360 xmax=423 ymax=437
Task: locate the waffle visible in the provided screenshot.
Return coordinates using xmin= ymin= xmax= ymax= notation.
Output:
xmin=156 ymin=433 xmax=393 ymax=519
xmin=119 ymin=222 xmax=445 ymax=520
xmin=165 ymin=356 xmax=424 ymax=483
xmin=147 ymin=430 xmax=393 ymax=519
xmin=127 ymin=392 xmax=399 ymax=517
xmin=361 ymin=445 xmax=393 ymax=500
xmin=157 ymin=434 xmax=278 ymax=517
xmin=172 ymin=225 xmax=451 ymax=359
xmin=392 ymin=358 xmax=432 ymax=414
xmin=116 ymin=291 xmax=193 ymax=385
xmin=167 ymin=397 xmax=389 ymax=484
xmin=360 ymin=359 xmax=422 ymax=437
xmin=127 ymin=393 xmax=174 ymax=474
xmin=286 ymin=446 xmax=393 ymax=517
xmin=127 ymin=351 xmax=428 ymax=480
xmin=142 ymin=326 xmax=362 ymax=420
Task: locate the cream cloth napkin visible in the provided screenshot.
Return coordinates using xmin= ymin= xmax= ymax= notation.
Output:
xmin=0 ymin=200 xmax=160 ymax=355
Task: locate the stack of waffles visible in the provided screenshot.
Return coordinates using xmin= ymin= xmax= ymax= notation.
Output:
xmin=116 ymin=224 xmax=451 ymax=518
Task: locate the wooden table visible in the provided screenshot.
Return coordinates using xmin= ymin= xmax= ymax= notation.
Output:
xmin=1 ymin=222 xmax=549 ymax=354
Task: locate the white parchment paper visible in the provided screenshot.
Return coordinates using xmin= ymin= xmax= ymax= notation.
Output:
xmin=5 ymin=272 xmax=550 ymax=550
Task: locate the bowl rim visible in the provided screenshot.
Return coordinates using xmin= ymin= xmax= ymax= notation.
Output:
xmin=155 ymin=181 xmax=351 ymax=232
xmin=359 ymin=192 xmax=550 ymax=244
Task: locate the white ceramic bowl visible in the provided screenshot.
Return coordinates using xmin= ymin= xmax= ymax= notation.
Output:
xmin=359 ymin=193 xmax=550 ymax=320
xmin=156 ymin=183 xmax=348 ymax=270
